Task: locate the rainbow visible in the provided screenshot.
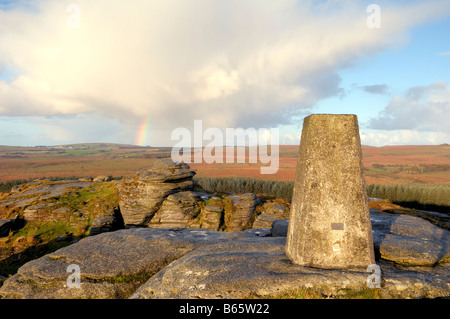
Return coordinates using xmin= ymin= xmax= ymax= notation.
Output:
xmin=136 ymin=118 xmax=150 ymax=146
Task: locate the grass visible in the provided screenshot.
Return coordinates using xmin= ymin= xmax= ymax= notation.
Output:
xmin=195 ymin=177 xmax=294 ymax=202
xmin=0 ymin=181 xmax=120 ymax=277
xmin=89 ymin=273 xmax=155 ymax=284
xmin=9 ymin=221 xmax=77 ymax=244
xmin=336 ymin=287 xmax=382 ymax=299
xmin=246 ymin=287 xmax=382 ymax=299
xmin=367 ymin=183 xmax=450 ymax=207
xmin=195 ymin=176 xmax=450 ymax=208
xmin=0 ymin=225 xmax=74 ymax=277
xmin=56 ymin=181 xmax=119 ymax=212
xmin=0 ymin=178 xmax=35 ymax=193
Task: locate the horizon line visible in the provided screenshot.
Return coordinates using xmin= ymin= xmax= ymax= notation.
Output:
xmin=0 ymin=142 xmax=448 ymax=149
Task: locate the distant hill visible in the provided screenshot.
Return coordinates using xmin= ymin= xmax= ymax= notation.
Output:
xmin=0 ymin=143 xmax=153 ymax=150
xmin=0 ymin=143 xmax=448 ymax=185
xmin=189 ymin=144 xmax=450 ymax=185
xmin=0 ymin=143 xmax=172 ymax=183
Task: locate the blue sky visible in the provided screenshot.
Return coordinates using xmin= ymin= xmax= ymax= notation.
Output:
xmin=314 ymin=15 xmax=450 ymax=144
xmin=0 ymin=0 xmax=449 ymax=147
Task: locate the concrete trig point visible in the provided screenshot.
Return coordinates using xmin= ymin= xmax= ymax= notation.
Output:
xmin=285 ymin=114 xmax=375 ymax=269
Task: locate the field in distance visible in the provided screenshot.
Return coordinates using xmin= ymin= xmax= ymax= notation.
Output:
xmin=0 ymin=143 xmax=171 ymax=182
xmin=189 ymin=144 xmax=450 ymax=184
xmin=0 ymin=143 xmax=449 ymax=185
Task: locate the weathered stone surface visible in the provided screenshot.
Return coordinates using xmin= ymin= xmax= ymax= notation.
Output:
xmin=271 ymin=219 xmax=289 ymax=237
xmin=135 ymin=160 xmax=195 ymax=182
xmin=118 ymin=160 xmax=196 ymax=226
xmin=379 ymin=214 xmax=449 ymax=266
xmin=264 ymin=202 xmax=288 ymax=215
xmin=22 ymin=203 xmax=57 ymax=222
xmin=1 ymin=221 xmax=449 ymax=299
xmin=0 ymin=228 xmax=236 ymax=299
xmin=0 ymin=197 xmax=36 ymax=215
xmin=132 ymin=237 xmax=315 ymax=299
xmin=0 ymin=180 xmax=126 ymax=282
xmin=149 ymin=191 xmax=201 ymax=228
xmin=201 ymin=205 xmax=223 ymax=231
xmin=89 ymin=207 xmax=124 ymax=236
xmin=93 ymin=175 xmax=111 ymax=182
xmin=224 ymin=193 xmax=259 ymax=231
xmin=370 ymin=198 xmax=450 ymax=231
xmin=0 ymin=174 xmax=448 ymax=299
xmin=286 ymin=114 xmax=375 ymax=269
xmin=253 ymin=213 xmax=280 ymax=229
xmin=131 ymin=235 xmax=450 ymax=299
xmin=369 ymin=209 xmax=398 ymax=251
xmin=253 ymin=202 xmax=289 ymax=229
xmin=0 ymin=181 xmax=92 ymax=220
xmin=381 ymin=235 xmax=442 ymax=267
xmin=390 ymin=214 xmax=446 ymax=240
xmin=14 ymin=181 xmax=92 ymax=201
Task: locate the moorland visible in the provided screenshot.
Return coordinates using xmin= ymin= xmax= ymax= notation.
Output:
xmin=0 ymin=143 xmax=449 ymax=299
xmin=0 ymin=143 xmax=449 ymax=185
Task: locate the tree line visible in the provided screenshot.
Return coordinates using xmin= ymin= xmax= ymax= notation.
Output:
xmin=366 ymin=183 xmax=449 ymax=207
xmin=194 ymin=177 xmax=449 ymax=208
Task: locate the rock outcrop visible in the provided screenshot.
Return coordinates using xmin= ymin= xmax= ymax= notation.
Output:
xmin=224 ymin=193 xmax=259 ymax=231
xmin=149 ymin=191 xmax=201 ymax=228
xmin=117 ymin=161 xmax=196 ymax=226
xmin=379 ymin=214 xmax=449 ymax=266
xmin=131 ymin=235 xmax=449 ymax=299
xmin=89 ymin=207 xmax=124 ymax=236
xmin=253 ymin=201 xmax=289 ymax=229
xmin=270 ymin=219 xmax=289 ymax=237
xmin=0 ymin=161 xmax=292 ymax=281
xmin=0 ymin=180 xmax=93 ymax=222
xmin=92 ymin=175 xmax=111 ymax=183
xmin=0 ymin=179 xmax=121 ymax=275
xmin=0 ymin=161 xmax=448 ymax=299
xmin=200 ymin=204 xmax=223 ymax=231
xmin=1 ymin=212 xmax=449 ymax=299
xmin=0 ymin=228 xmax=241 ymax=299
xmin=369 ymin=198 xmax=450 ymax=231
xmin=118 ymin=162 xmax=289 ymax=231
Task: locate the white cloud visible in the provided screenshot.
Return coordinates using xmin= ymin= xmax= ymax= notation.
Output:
xmin=360 ymin=129 xmax=449 ymax=146
xmin=356 ymin=84 xmax=390 ymax=95
xmin=368 ymin=81 xmax=450 ymax=133
xmin=364 ymin=81 xmax=450 ymax=146
xmin=33 ymin=114 xmax=130 ymax=144
xmin=0 ymin=0 xmax=450 ymax=145
xmin=190 ymin=55 xmax=241 ymax=101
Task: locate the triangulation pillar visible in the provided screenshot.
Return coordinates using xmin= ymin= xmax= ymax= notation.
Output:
xmin=285 ymin=114 xmax=375 ymax=269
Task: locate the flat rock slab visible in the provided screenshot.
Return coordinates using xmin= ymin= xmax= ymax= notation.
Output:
xmin=379 ymin=214 xmax=450 ymax=266
xmin=131 ymin=238 xmax=369 ymax=299
xmin=0 ymin=181 xmax=92 ymax=218
xmin=10 ymin=181 xmax=92 ymax=200
xmin=0 ymin=228 xmax=263 ymax=299
xmin=131 ymin=236 xmax=450 ymax=299
xmin=1 ymin=219 xmax=449 ymax=299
